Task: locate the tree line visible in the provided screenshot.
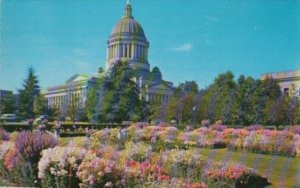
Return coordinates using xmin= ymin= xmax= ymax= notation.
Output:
xmin=1 ymin=66 xmax=299 ymax=126
xmin=163 ymin=71 xmax=300 ymax=126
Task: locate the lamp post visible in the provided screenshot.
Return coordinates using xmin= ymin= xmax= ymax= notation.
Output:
xmin=192 ymin=106 xmax=196 ymax=126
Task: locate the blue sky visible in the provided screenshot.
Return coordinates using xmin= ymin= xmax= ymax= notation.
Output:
xmin=1 ymin=0 xmax=299 ymax=93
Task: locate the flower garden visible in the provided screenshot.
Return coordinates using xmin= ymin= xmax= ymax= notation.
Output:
xmin=1 ymin=124 xmax=300 ymax=187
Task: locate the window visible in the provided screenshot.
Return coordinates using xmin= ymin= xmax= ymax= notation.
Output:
xmin=283 ymin=88 xmax=289 ymax=96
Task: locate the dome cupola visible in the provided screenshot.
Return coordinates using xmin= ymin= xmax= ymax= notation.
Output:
xmin=110 ymin=2 xmax=146 ymax=39
xmin=106 ymin=1 xmax=150 ymax=77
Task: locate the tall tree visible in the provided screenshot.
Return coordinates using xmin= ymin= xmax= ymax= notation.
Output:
xmin=166 ymin=80 xmax=200 ymax=124
xmin=67 ymin=92 xmax=82 ymax=122
xmin=0 ymin=92 xmax=15 ymax=115
xmin=85 ymin=87 xmax=98 ymax=122
xmin=287 ymin=96 xmax=300 ymax=125
xmin=101 ymin=61 xmax=142 ymax=123
xmin=33 ymin=94 xmax=47 ymax=115
xmin=18 ymin=68 xmax=40 ymax=117
xmin=149 ymin=98 xmax=163 ymax=122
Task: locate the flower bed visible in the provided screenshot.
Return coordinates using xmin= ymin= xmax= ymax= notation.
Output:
xmin=38 ymin=145 xmax=268 ymax=188
xmin=0 ymin=131 xmax=58 ymax=186
xmin=0 ymin=126 xmax=272 ymax=188
xmin=92 ymin=124 xmax=300 ymax=157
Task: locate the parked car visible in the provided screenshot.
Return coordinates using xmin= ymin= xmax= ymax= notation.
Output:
xmin=33 ymin=115 xmax=51 ymax=125
xmin=0 ymin=114 xmax=24 ymax=122
xmin=170 ymin=119 xmax=177 ymax=125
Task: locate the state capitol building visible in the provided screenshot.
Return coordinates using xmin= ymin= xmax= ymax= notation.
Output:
xmin=44 ymin=2 xmax=174 ymax=119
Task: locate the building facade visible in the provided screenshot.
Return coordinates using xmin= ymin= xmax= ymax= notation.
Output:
xmin=261 ymin=70 xmax=300 ymax=98
xmin=44 ymin=74 xmax=102 ymax=119
xmin=0 ymin=89 xmax=13 ymax=101
xmin=106 ymin=2 xmax=173 ymax=105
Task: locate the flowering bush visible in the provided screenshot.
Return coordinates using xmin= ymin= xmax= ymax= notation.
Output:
xmin=77 ymin=152 xmax=121 ymax=187
xmin=162 ymin=126 xmax=179 ymax=142
xmin=3 ymin=148 xmax=20 ymax=172
xmin=0 ymin=131 xmax=58 ymax=186
xmin=120 ymin=160 xmax=173 ymax=187
xmin=210 ymin=124 xmax=228 ymax=132
xmin=201 ymin=119 xmax=210 ymax=127
xmin=91 ymin=128 xmax=119 ymax=148
xmin=0 ymin=147 xmax=25 ymax=184
xmin=0 ymin=128 xmax=10 ymax=141
xmin=285 ymin=125 xmax=300 ymax=135
xmin=124 ymin=141 xmax=152 ymax=162
xmin=241 ymin=130 xmax=297 ymax=156
xmin=190 ymin=128 xmax=226 ymax=148
xmin=15 ymin=131 xmax=58 ymax=162
xmin=158 ymin=149 xmax=206 ymax=180
xmin=204 ymin=161 xmax=269 ymax=188
xmin=38 ymin=145 xmax=87 ymax=187
xmin=96 ymin=145 xmax=121 ymax=160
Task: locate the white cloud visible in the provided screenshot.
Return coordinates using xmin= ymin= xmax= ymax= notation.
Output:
xmin=73 ymin=48 xmax=88 ymax=57
xmin=169 ymin=43 xmax=193 ymax=52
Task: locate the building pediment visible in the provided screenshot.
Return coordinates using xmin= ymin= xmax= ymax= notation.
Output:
xmin=148 ymin=81 xmax=173 ymax=92
xmin=65 ymin=74 xmax=89 ymax=83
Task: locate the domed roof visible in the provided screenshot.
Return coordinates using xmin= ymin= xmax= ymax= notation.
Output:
xmin=111 ymin=3 xmax=146 ymax=38
xmin=112 ymin=18 xmax=145 ymax=37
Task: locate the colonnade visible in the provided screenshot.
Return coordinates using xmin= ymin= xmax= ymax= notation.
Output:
xmin=108 ymin=43 xmax=148 ymax=60
xmin=147 ymin=92 xmax=170 ymax=104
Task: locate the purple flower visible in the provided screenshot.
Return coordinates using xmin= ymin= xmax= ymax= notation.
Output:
xmin=15 ymin=131 xmax=58 ymax=160
xmin=0 ymin=128 xmax=10 ymax=141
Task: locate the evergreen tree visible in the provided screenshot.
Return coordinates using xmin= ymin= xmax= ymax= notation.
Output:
xmin=231 ymin=76 xmax=256 ymax=125
xmin=0 ymin=92 xmax=15 ymax=115
xmin=250 ymin=80 xmax=265 ymax=124
xmin=85 ymin=88 xmax=98 ymax=122
xmin=85 ymin=78 xmax=104 ymax=122
xmin=101 ymin=61 xmax=142 ymax=123
xmin=33 ymin=94 xmax=47 ymax=115
xmin=18 ymin=68 xmax=40 ymax=117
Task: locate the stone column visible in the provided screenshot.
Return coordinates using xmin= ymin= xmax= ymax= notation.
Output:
xmin=127 ymin=44 xmax=130 ymax=58
xmin=112 ymin=45 xmax=114 ymax=59
xmin=134 ymin=44 xmax=137 ymax=59
xmin=122 ymin=44 xmax=125 ymax=58
xmin=109 ymin=46 xmax=112 ymax=59
xmin=113 ymin=45 xmax=115 ymax=58
xmin=117 ymin=44 xmax=119 ymax=58
xmin=106 ymin=46 xmax=109 ymax=61
xmin=131 ymin=44 xmax=134 ymax=58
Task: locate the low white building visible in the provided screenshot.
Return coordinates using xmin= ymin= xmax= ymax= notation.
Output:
xmin=44 ymin=74 xmax=102 ymax=119
xmin=261 ymin=69 xmax=300 ymax=97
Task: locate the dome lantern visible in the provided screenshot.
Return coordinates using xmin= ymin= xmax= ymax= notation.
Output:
xmin=124 ymin=2 xmax=133 ymax=18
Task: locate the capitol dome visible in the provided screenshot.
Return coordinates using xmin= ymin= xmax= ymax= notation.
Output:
xmin=110 ymin=2 xmax=147 ymax=40
xmin=106 ymin=2 xmax=150 ymax=76
xmin=111 ymin=16 xmax=146 ymax=38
